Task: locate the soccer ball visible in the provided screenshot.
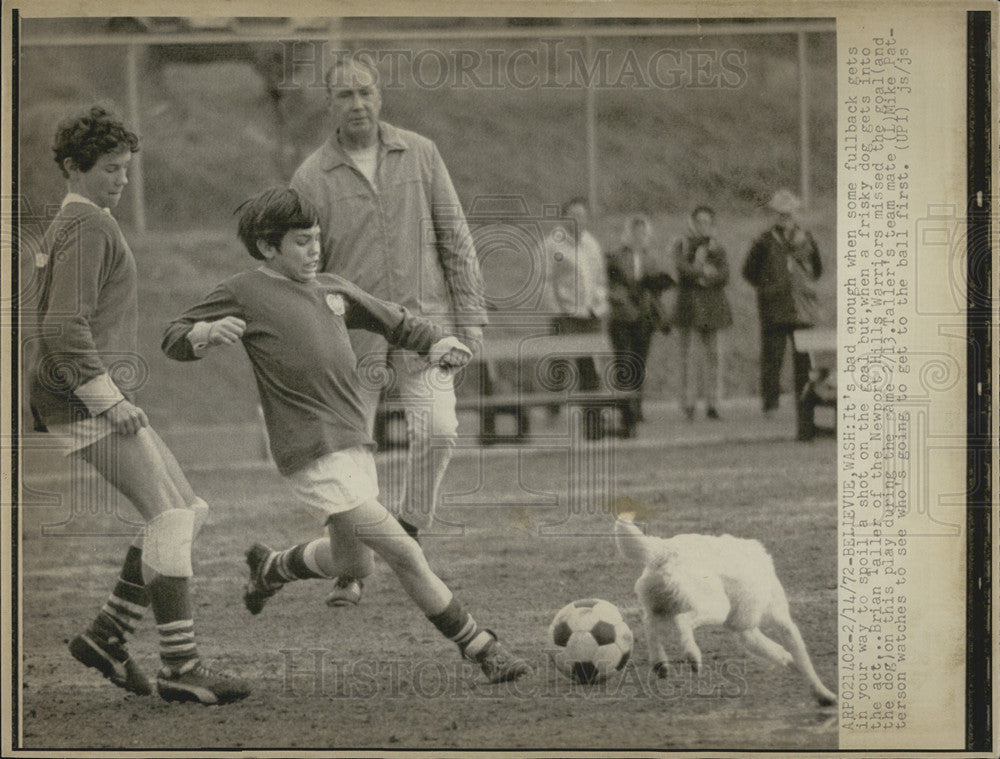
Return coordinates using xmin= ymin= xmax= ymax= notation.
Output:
xmin=549 ymin=598 xmax=633 ymax=684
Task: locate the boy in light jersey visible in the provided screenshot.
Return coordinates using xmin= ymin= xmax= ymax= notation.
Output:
xmin=162 ymin=187 xmax=530 ymax=683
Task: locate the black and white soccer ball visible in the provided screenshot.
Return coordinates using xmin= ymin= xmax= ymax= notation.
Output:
xmin=549 ymin=598 xmax=633 ymax=684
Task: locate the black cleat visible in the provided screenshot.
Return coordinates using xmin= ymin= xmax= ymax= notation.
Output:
xmin=471 ymin=632 xmax=531 ymax=683
xmin=156 ymin=659 xmax=251 ymax=705
xmin=70 ymin=631 xmax=151 ymax=696
xmin=244 ymin=543 xmax=282 ymax=615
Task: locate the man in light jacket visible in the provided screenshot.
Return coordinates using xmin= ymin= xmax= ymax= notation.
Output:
xmin=291 ymin=54 xmax=487 ymax=605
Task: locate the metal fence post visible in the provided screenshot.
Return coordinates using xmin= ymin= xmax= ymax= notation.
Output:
xmin=124 ymin=42 xmax=147 ymax=233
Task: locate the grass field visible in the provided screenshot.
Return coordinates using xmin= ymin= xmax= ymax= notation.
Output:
xmin=19 ymin=436 xmax=837 ymax=751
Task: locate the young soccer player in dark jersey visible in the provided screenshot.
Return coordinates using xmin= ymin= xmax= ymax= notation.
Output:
xmin=31 ymin=105 xmax=250 ymax=704
xmin=162 ymin=187 xmax=531 ymax=683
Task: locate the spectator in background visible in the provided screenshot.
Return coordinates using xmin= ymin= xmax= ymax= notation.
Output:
xmin=606 ymin=214 xmax=674 ymax=437
xmin=742 ymin=189 xmax=823 ymax=416
xmin=672 ymin=206 xmax=733 ymax=421
xmin=291 ymin=54 xmax=487 ymax=604
xmin=544 ymin=197 xmax=609 ymax=437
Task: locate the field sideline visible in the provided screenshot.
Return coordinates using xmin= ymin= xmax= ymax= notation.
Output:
xmin=18 ymin=435 xmax=837 ymax=751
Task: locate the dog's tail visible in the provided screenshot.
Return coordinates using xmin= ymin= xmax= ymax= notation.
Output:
xmin=614 ymin=512 xmax=656 ymax=566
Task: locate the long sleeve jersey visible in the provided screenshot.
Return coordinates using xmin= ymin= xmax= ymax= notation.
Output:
xmin=29 ymin=200 xmax=137 ymax=427
xmin=163 ymin=269 xmax=443 ymax=475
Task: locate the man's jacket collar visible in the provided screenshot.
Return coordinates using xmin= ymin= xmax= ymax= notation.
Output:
xmin=321 ymin=122 xmax=407 ymax=171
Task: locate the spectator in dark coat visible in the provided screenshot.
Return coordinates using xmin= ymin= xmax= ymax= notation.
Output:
xmin=742 ymin=189 xmax=823 ymax=415
xmin=606 ymin=215 xmax=674 ymax=436
xmin=672 ymin=206 xmax=733 ymax=420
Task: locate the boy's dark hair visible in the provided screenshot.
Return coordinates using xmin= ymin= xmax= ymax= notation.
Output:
xmin=236 ymin=187 xmax=320 ymax=260
xmin=52 ymin=104 xmax=139 ymax=178
xmin=691 ymin=205 xmax=715 ymax=219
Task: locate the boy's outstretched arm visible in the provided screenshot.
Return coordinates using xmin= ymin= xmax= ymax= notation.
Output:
xmin=162 ymin=284 xmax=246 ymax=361
xmin=336 ymin=276 xmax=470 ymax=367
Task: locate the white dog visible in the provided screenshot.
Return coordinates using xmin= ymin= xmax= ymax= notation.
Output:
xmin=614 ymin=513 xmax=836 ymax=706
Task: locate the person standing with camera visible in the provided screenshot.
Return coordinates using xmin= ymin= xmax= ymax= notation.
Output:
xmin=672 ymin=205 xmax=733 ymax=422
xmin=742 ymin=189 xmax=823 ymax=416
xmin=606 ymin=214 xmax=674 ymax=436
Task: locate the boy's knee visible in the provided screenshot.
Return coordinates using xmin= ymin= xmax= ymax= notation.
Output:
xmin=189 ymin=497 xmax=209 ymax=538
xmin=142 ymin=508 xmax=195 ymax=578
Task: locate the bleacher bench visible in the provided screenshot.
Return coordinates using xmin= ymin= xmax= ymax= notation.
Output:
xmin=793 ymin=328 xmax=837 ymax=441
xmin=374 ymin=331 xmax=638 ymax=447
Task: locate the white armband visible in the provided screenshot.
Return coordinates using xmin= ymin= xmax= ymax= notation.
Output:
xmin=186 ymin=321 xmax=213 ymax=357
xmin=74 ymin=373 xmax=125 ymax=416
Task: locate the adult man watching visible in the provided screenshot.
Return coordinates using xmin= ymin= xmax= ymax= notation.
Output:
xmin=291 ymin=54 xmax=487 ymax=606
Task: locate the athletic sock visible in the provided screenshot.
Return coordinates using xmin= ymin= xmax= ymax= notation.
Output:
xmin=148 ymin=575 xmax=199 ymax=672
xmin=157 ymin=619 xmax=198 ymax=672
xmin=263 ymin=540 xmax=330 ymax=585
xmin=91 ymin=545 xmax=149 ymax=641
xmin=426 ymin=597 xmax=493 ymax=659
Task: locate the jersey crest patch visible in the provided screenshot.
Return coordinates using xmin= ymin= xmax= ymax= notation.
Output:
xmin=325 ymin=293 xmax=346 ymax=316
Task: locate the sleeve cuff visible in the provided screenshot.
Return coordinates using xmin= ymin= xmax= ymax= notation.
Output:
xmin=187 ymin=321 xmax=213 ymax=357
xmin=74 ymin=373 xmax=125 ymax=416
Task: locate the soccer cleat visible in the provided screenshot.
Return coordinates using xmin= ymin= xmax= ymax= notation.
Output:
xmin=69 ymin=631 xmax=152 ymax=696
xmin=471 ymin=632 xmax=531 ymax=683
xmin=244 ymin=543 xmax=283 ymax=615
xmin=156 ymin=659 xmax=251 ymax=705
xmin=325 ymin=576 xmax=363 ymax=607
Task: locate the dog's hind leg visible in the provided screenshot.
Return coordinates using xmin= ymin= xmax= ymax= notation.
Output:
xmin=737 ymin=627 xmax=795 ymax=668
xmin=767 ymin=598 xmax=837 ymax=706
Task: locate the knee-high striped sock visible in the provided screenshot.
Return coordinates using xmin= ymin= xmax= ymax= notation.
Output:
xmin=149 ymin=576 xmax=199 ymax=671
xmin=91 ymin=545 xmax=149 ymax=641
xmin=427 ymin=597 xmax=493 ymax=659
xmin=263 ymin=539 xmax=331 ymax=585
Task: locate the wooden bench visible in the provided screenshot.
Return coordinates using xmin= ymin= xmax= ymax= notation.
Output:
xmin=793 ymin=328 xmax=837 ymax=441
xmin=374 ymin=330 xmax=639 ymax=447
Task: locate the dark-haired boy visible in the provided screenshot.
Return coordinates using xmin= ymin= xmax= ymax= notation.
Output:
xmin=163 ymin=187 xmax=530 ymax=683
xmin=31 ymin=104 xmax=250 ymax=704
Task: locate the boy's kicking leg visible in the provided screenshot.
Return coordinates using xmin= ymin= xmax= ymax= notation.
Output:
xmin=245 ymin=499 xmax=529 ymax=682
xmin=75 ymin=427 xmax=250 ymax=704
xmin=243 ymin=444 xmax=529 ymax=683
xmin=244 ymin=518 xmax=374 ymax=614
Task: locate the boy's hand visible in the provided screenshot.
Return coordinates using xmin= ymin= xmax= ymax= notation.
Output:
xmin=429 ymin=337 xmax=472 ymax=369
xmin=104 ymin=399 xmax=149 ymax=436
xmin=188 ymin=317 xmax=247 ymax=356
xmin=207 ymin=317 xmax=247 ymax=346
